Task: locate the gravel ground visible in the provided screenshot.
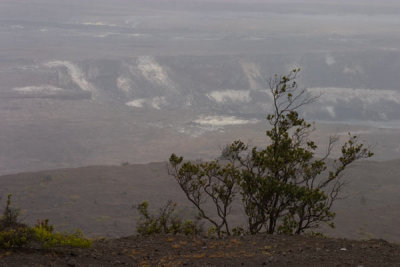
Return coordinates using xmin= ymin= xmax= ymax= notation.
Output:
xmin=1 ymin=234 xmax=399 ymax=266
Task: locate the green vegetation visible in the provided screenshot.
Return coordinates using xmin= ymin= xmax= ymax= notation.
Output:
xmin=136 ymin=200 xmax=202 ymax=236
xmin=0 ymin=195 xmax=92 ymax=249
xmin=168 ymin=156 xmax=239 ymax=238
xmin=169 ymin=70 xmax=373 ymax=238
xmin=0 ymin=227 xmax=33 ymax=249
xmin=0 ymin=194 xmax=24 ymax=230
xmin=32 ymin=219 xmax=92 ymax=249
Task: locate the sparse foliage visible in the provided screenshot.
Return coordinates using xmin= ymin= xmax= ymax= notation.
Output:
xmin=32 ymin=224 xmax=92 ymax=249
xmin=0 ymin=194 xmax=24 ymax=230
xmin=136 ymin=200 xmax=202 ymax=236
xmin=168 ymin=157 xmax=240 ymax=237
xmin=169 ymin=69 xmax=373 ymax=237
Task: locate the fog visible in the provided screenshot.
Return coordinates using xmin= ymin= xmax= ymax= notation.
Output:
xmin=1 ymin=0 xmax=399 ymax=174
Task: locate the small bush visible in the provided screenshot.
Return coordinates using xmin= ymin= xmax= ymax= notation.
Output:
xmin=0 ymin=194 xmax=24 ymax=230
xmin=33 ymin=225 xmax=92 ymax=249
xmin=136 ymin=200 xmax=202 ymax=236
xmin=0 ymin=227 xmax=33 ymax=249
xmin=35 ymin=219 xmax=54 ymax=233
xmin=207 ymin=226 xmax=217 ymax=238
xmin=305 ymin=231 xmax=326 ymax=238
xmin=181 ymin=220 xmax=198 ymax=235
xmin=0 ymin=195 xmax=92 ymax=249
xmin=232 ymin=226 xmax=245 ymax=236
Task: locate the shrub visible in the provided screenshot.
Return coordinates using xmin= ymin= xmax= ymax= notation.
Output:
xmin=32 ymin=225 xmax=92 ymax=249
xmin=0 ymin=194 xmax=24 ymax=230
xmin=181 ymin=220 xmax=198 ymax=235
xmin=136 ymin=200 xmax=201 ymax=236
xmin=35 ymin=219 xmax=54 ymax=233
xmin=0 ymin=227 xmax=33 ymax=249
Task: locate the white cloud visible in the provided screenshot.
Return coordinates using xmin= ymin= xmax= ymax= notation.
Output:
xmin=194 ymin=115 xmax=259 ymax=126
xmin=325 ymin=106 xmax=336 ymax=118
xmin=343 ymin=65 xmax=363 ymax=75
xmin=137 ymin=56 xmax=173 ymax=88
xmin=125 ymin=96 xmax=167 ymax=110
xmin=177 ymin=124 xmax=221 ymax=137
xmin=44 ymin=61 xmax=97 ymax=98
xmin=10 ymin=25 xmax=24 ymax=29
xmin=380 ymin=47 xmax=399 ymax=52
xmin=151 ymin=96 xmax=167 ymax=110
xmin=307 ymin=87 xmax=400 ymax=104
xmin=325 ymin=55 xmax=336 ymax=66
xmin=94 ymin=32 xmax=148 ymax=38
xmin=13 ymin=85 xmax=63 ymax=93
xmin=117 ymin=76 xmax=131 ymax=94
xmin=127 ymin=33 xmax=147 ymax=38
xmin=82 ymin=22 xmax=117 ymax=27
xmin=241 ymin=62 xmax=261 ymax=90
xmin=95 ymin=32 xmax=114 ymax=38
xmin=126 ymin=99 xmax=146 ymax=108
xmin=207 ymin=90 xmax=251 ymax=103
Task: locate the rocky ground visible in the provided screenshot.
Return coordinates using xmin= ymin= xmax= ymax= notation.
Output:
xmin=1 ymin=234 xmax=399 ymax=266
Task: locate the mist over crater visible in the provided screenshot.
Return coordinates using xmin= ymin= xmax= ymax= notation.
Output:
xmin=1 ymin=0 xmax=400 ymax=174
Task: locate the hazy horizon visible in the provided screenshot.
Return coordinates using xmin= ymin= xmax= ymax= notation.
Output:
xmin=1 ymin=0 xmax=399 ymax=174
